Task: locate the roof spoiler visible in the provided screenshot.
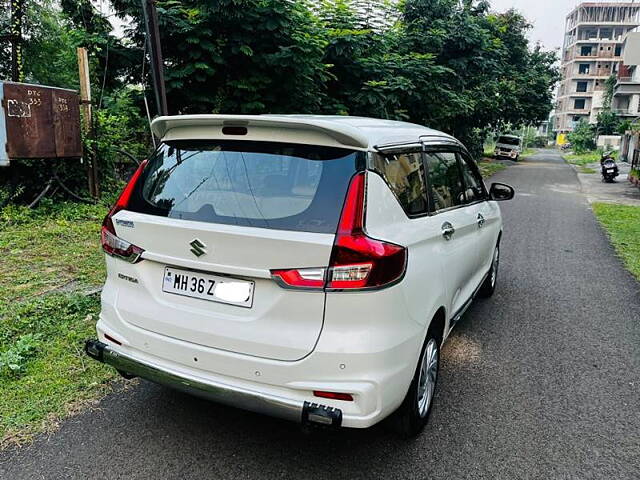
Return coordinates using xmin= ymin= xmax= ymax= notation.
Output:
xmin=150 ymin=115 xmax=370 ymax=150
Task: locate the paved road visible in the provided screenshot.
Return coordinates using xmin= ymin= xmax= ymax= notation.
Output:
xmin=2 ymin=151 xmax=640 ymax=479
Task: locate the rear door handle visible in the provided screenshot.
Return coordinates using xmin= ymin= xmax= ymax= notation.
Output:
xmin=441 ymin=222 xmax=455 ymax=241
xmin=477 ymin=213 xmax=486 ymax=228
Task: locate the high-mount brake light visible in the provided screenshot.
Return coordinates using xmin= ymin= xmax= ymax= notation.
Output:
xmin=101 ymin=160 xmax=148 ymax=263
xmin=270 ymin=172 xmax=407 ymax=291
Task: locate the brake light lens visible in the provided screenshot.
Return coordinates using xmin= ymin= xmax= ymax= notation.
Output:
xmin=326 ymin=172 xmax=406 ymax=290
xmin=101 ymin=160 xmax=147 ymax=263
xmin=270 ymin=172 xmax=407 ymax=291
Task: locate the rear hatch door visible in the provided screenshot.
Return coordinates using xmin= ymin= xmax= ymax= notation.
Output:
xmin=114 ymin=140 xmax=358 ymax=361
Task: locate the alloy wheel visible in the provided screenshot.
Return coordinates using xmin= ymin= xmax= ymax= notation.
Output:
xmin=490 ymin=246 xmax=500 ymax=288
xmin=417 ymin=338 xmax=439 ymax=417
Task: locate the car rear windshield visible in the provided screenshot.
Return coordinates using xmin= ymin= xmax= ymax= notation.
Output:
xmin=127 ymin=140 xmax=361 ymax=234
xmin=497 ymin=136 xmax=520 ymax=146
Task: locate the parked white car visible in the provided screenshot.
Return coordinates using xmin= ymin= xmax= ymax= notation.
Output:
xmin=86 ymin=115 xmax=514 ymax=436
xmin=494 ymin=134 xmax=522 ymax=160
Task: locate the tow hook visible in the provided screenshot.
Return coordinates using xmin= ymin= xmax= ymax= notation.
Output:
xmin=85 ymin=340 xmax=136 ymax=379
xmin=85 ymin=339 xmax=107 ymax=362
xmin=301 ymin=401 xmax=343 ymax=429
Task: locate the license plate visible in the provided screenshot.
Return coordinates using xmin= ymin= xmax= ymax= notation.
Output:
xmin=607 ymin=169 xmax=615 ymax=173
xmin=162 ymin=267 xmax=254 ymax=308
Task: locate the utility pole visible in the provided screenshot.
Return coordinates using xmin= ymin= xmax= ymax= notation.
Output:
xmin=77 ymin=47 xmax=99 ymax=198
xmin=141 ymin=0 xmax=168 ymax=117
xmin=10 ymin=0 xmax=24 ymax=82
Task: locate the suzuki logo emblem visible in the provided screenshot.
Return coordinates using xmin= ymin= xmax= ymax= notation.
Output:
xmin=189 ymin=239 xmax=207 ymax=257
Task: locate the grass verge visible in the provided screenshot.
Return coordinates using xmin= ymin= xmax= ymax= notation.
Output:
xmin=0 ymin=200 xmax=117 ymax=447
xmin=592 ymin=203 xmax=640 ymax=281
xmin=483 ymin=143 xmax=496 ymax=158
xmin=478 ymin=160 xmax=507 ymax=178
xmin=564 ymin=151 xmax=602 ymax=167
xmin=520 ymin=148 xmax=536 ymax=158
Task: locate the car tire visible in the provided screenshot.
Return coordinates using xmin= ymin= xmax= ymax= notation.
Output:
xmin=392 ymin=331 xmax=440 ymax=437
xmin=479 ymin=243 xmax=500 ymax=298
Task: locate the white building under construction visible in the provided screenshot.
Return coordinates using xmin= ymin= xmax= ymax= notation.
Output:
xmin=555 ymin=2 xmax=640 ymax=139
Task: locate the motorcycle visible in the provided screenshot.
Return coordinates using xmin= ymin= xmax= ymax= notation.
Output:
xmin=600 ymin=153 xmax=619 ymax=183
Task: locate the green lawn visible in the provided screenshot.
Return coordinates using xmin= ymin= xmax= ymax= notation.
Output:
xmin=0 ymin=201 xmax=117 ymax=447
xmin=592 ymin=203 xmax=640 ymax=281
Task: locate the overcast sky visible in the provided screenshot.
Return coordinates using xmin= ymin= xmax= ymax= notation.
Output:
xmin=489 ymin=0 xmax=577 ymax=50
xmin=490 ymin=0 xmax=621 ymax=50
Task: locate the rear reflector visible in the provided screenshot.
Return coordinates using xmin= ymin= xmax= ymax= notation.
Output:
xmin=313 ymin=391 xmax=354 ymax=402
xmin=104 ymin=334 xmax=122 ymax=346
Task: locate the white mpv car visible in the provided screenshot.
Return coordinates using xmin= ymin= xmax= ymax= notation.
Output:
xmin=86 ymin=115 xmax=514 ymax=436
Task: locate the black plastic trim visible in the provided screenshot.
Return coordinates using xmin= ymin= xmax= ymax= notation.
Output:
xmin=302 ymin=401 xmax=343 ymax=428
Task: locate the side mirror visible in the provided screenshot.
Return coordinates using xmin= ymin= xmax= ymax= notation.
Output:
xmin=490 ymin=182 xmax=515 ymax=201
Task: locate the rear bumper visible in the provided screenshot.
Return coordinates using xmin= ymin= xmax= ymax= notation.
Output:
xmin=85 ymin=339 xmax=342 ymax=428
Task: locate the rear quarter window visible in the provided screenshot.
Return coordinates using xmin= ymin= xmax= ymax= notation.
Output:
xmin=371 ymin=151 xmax=428 ymax=216
xmin=127 ymin=141 xmax=362 ymax=234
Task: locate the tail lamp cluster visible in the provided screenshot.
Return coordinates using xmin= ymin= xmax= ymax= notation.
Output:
xmin=271 ymin=172 xmax=407 ymax=292
xmin=101 ymin=160 xmax=148 ymax=263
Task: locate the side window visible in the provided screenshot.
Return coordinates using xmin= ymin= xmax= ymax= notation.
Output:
xmin=424 ymin=151 xmax=465 ymax=212
xmin=371 ymin=151 xmax=428 ymax=216
xmin=458 ymin=153 xmax=486 ymax=203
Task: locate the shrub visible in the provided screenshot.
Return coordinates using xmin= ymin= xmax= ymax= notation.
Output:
xmin=567 ymin=121 xmax=596 ymax=154
xmin=0 ymin=334 xmax=41 ymax=378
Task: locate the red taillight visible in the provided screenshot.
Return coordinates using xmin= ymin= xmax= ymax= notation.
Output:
xmin=313 ymin=391 xmax=354 ymax=402
xmin=101 ymin=160 xmax=147 ymax=263
xmin=327 ymin=172 xmax=406 ymax=290
xmin=270 ymin=172 xmax=407 ymax=291
xmin=110 ymin=159 xmax=148 ymax=216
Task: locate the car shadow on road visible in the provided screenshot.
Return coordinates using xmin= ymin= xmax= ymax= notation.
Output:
xmin=99 ymin=316 xmax=487 ymax=475
xmin=0 ymin=300 xmax=502 ymax=479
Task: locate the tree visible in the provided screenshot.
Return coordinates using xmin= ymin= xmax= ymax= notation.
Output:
xmin=110 ymin=0 xmax=331 ymax=115
xmin=394 ymin=1 xmax=558 ymax=155
xmin=596 ymin=110 xmax=620 ymax=136
xmin=1 ymin=0 xmax=560 ymax=204
xmin=567 ymin=120 xmax=596 ymax=154
xmin=618 ymin=119 xmax=633 ymax=135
